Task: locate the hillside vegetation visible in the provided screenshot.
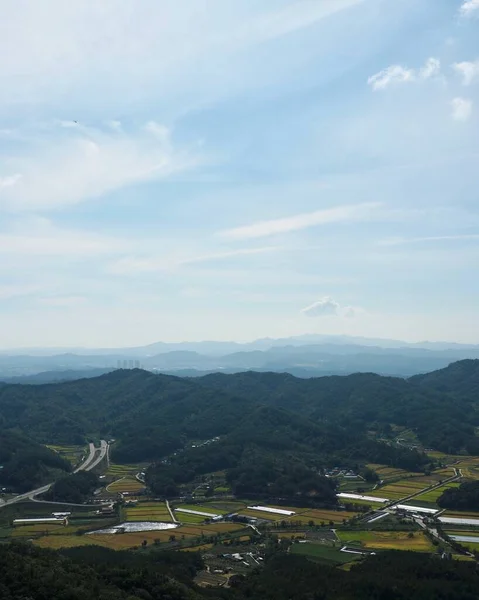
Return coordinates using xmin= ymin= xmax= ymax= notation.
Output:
xmin=0 ymin=360 xmax=478 ymax=494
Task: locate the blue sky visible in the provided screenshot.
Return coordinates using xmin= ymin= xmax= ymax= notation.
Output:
xmin=0 ymin=0 xmax=478 ymax=348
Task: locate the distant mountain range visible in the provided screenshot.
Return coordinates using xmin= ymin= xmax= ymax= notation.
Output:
xmin=1 ymin=334 xmax=479 ymax=381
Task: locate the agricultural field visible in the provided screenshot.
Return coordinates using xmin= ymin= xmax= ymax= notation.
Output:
xmin=413 ymin=482 xmax=460 ymax=504
xmin=34 ymin=522 xmax=247 ymax=551
xmin=369 ymin=479 xmax=428 ymax=501
xmin=442 ymin=511 xmax=479 ymax=522
xmin=124 ymin=502 xmax=172 ymax=522
xmin=106 ymin=463 xmax=145 ymax=478
xmin=291 ymin=542 xmax=357 ymax=565
xmin=46 ymin=444 xmax=86 ymax=468
xmin=337 ymin=530 xmax=434 ymax=552
xmin=456 ymin=457 xmax=479 ymax=480
xmin=367 ymin=464 xmax=419 ymax=483
xmin=107 ymin=476 xmax=145 ymax=494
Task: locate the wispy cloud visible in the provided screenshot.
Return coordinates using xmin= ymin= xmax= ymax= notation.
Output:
xmin=230 ymin=0 xmax=365 ymax=46
xmin=378 ymin=234 xmax=479 ymax=246
xmin=0 ymin=217 xmax=126 ymax=257
xmin=453 ymin=60 xmax=479 ymax=86
xmin=460 ymin=0 xmax=479 ymax=17
xmin=0 ymin=121 xmax=200 ymax=212
xmin=368 ymin=57 xmax=440 ymax=91
xmin=0 ymin=283 xmax=41 ymax=300
xmin=109 ymin=247 xmax=277 ymax=274
xmin=219 ymin=203 xmax=381 ymax=240
xmin=451 ymin=97 xmax=473 ymax=121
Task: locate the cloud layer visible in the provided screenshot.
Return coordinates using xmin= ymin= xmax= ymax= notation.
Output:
xmin=0 ymin=122 xmax=199 ymax=211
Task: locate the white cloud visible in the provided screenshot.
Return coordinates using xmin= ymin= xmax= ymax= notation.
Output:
xmin=219 ymin=202 xmax=380 ymax=240
xmin=451 ymin=97 xmax=473 ymax=121
xmin=453 ymin=60 xmax=479 ymax=86
xmin=301 ymin=297 xmax=340 ymax=317
xmin=460 ymin=0 xmax=479 ymax=17
xmin=300 ymin=297 xmax=361 ymax=318
xmin=368 ymin=57 xmax=440 ymax=91
xmin=0 ymin=121 xmax=200 ymax=211
xmin=109 ymin=246 xmax=277 ymax=274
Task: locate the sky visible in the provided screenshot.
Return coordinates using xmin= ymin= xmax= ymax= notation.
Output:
xmin=0 ymin=0 xmax=478 ymax=348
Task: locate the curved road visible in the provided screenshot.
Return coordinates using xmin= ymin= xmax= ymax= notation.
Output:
xmin=0 ymin=440 xmax=107 ymax=509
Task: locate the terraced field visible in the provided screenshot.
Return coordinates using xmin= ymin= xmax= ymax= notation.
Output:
xmin=107 ymin=477 xmax=145 ymax=494
xmin=337 ymin=530 xmax=434 ymax=552
xmin=106 ymin=463 xmax=144 ymax=477
xmin=456 ymin=457 xmax=479 ymax=480
xmin=46 ymin=444 xmax=86 ymax=467
xmin=366 ymin=464 xmax=420 ymax=482
xmin=124 ymin=502 xmax=172 ymax=522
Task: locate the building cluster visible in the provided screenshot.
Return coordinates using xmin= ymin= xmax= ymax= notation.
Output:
xmin=117 ymin=359 xmax=141 ymax=369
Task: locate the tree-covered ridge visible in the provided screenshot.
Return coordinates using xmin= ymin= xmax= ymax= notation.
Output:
xmin=438 ymin=480 xmax=479 ymax=511
xmin=146 ymin=404 xmax=428 ymax=501
xmin=411 ymin=358 xmax=479 ymax=400
xmin=0 ymin=361 xmax=478 ymax=472
xmin=1 ymin=543 xmax=479 ymax=600
xmin=46 ymin=471 xmax=99 ymax=504
xmin=0 ymin=431 xmax=71 ymax=492
xmin=199 ymin=367 xmax=479 ymax=453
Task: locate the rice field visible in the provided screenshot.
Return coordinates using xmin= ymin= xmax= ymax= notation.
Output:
xmin=124 ymin=502 xmax=172 ymax=522
xmin=106 ymin=463 xmax=145 ymax=477
xmin=366 ymin=464 xmax=420 ymax=482
xmin=337 ymin=530 xmax=434 ymax=552
xmin=443 ymin=511 xmax=479 ymax=520
xmin=456 ymin=457 xmax=479 ymax=480
xmin=238 ymin=506 xmax=358 ymax=525
xmin=34 ymin=522 xmax=246 ymax=551
xmin=369 ymin=474 xmax=451 ymax=502
xmin=413 ymin=482 xmax=460 ymax=504
xmin=107 ymin=477 xmax=145 ymax=494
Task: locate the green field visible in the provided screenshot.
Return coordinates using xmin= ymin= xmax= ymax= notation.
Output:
xmin=413 ymin=482 xmax=460 ymax=504
xmin=291 ymin=542 xmax=357 ymax=565
xmin=107 ymin=476 xmax=145 ymax=494
xmin=124 ymin=502 xmax=172 ymax=522
xmin=337 ymin=530 xmax=434 ymax=552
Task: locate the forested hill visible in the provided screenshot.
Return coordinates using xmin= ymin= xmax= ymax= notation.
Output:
xmin=411 ymin=358 xmax=479 ymax=398
xmin=2 ymin=543 xmax=479 ymax=600
xmin=198 ymin=365 xmax=479 ymax=453
xmin=0 ymin=361 xmax=478 ymax=473
xmin=0 ymin=431 xmax=71 ymax=492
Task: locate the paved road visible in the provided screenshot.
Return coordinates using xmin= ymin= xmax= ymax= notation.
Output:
xmin=0 ymin=441 xmax=107 ymax=509
xmin=86 ymin=440 xmax=108 ymax=471
xmin=73 ymin=442 xmax=96 ymax=473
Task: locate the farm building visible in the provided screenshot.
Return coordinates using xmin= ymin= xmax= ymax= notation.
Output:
xmin=13 ymin=517 xmax=67 ymax=526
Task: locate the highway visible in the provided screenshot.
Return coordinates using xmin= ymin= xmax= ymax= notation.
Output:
xmin=0 ymin=440 xmax=107 ymax=509
xmin=73 ymin=442 xmax=96 ymax=473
